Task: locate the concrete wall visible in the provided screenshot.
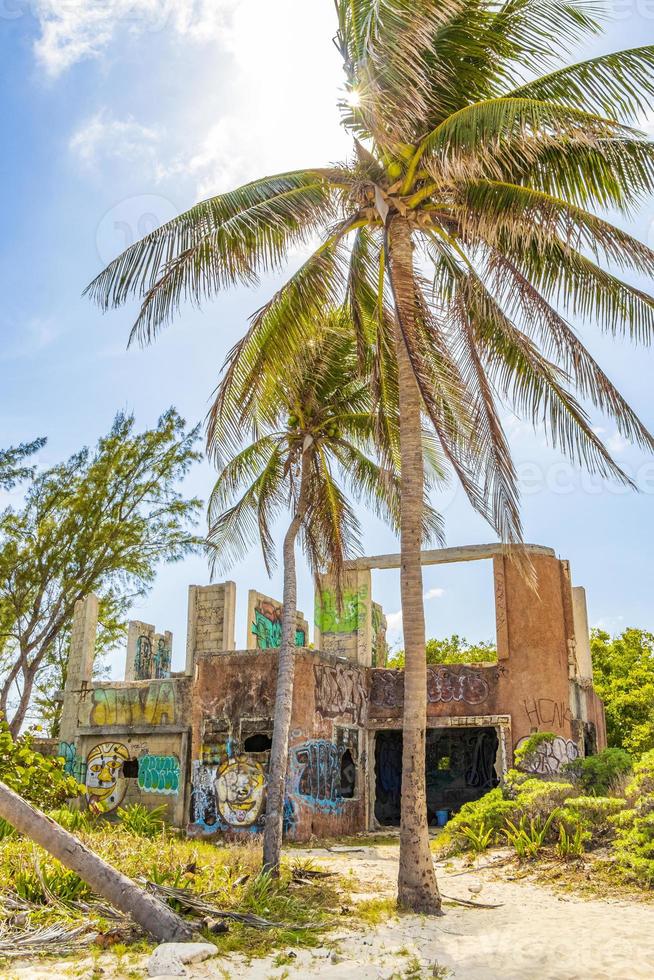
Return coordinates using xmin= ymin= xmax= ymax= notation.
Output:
xmin=246 ymin=590 xmax=309 ymax=650
xmin=314 ymin=568 xmax=373 ymax=665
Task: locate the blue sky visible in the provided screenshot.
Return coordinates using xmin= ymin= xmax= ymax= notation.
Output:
xmin=1 ymin=1 xmax=653 ymax=674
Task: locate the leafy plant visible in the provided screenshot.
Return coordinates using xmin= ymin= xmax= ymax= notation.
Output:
xmin=555 ymin=820 xmax=587 ymax=860
xmin=116 ymin=803 xmax=167 ymax=838
xmin=503 ymin=811 xmax=559 ymax=861
xmin=0 ymin=718 xmax=81 ymax=808
xmin=48 ymin=805 xmax=97 ymax=833
xmin=438 ymin=788 xmax=516 ymax=853
xmin=456 ymin=822 xmax=493 ymax=854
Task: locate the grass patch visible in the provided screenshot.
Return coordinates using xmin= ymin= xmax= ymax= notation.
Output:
xmin=0 ymin=827 xmax=345 ymax=965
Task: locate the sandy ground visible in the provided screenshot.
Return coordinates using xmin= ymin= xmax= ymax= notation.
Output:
xmin=6 ymin=844 xmax=654 ymax=980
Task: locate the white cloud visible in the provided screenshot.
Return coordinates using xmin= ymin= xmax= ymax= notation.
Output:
xmin=606 ymin=431 xmax=628 ymax=455
xmin=33 ymin=0 xmax=238 ymax=77
xmin=386 ymin=610 xmax=403 ymax=635
xmin=424 ymin=587 xmax=445 ymax=601
xmin=69 ymin=111 xmax=160 ymax=169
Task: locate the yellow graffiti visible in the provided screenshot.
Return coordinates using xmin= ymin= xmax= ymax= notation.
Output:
xmin=216 ymin=755 xmax=265 ymax=827
xmin=90 ymin=683 xmax=176 ymax=727
xmin=85 ymin=742 xmax=129 ymax=813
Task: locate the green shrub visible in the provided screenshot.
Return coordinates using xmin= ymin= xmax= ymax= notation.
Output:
xmin=610 ymin=752 xmax=654 ymax=887
xmin=456 ymin=822 xmax=494 ymax=853
xmin=624 ymin=749 xmax=654 ymax=800
xmin=512 ymin=778 xmax=577 ymax=818
xmin=0 ymin=718 xmax=82 ymax=809
xmin=117 ymin=802 xmax=167 ymax=837
xmin=438 ymin=788 xmax=516 ymax=852
xmin=14 ymin=863 xmax=91 ymax=904
xmin=563 ymin=796 xmax=625 ymax=838
xmin=563 ymin=748 xmax=633 ymax=796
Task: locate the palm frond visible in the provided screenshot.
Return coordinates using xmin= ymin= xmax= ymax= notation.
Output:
xmin=510 ymin=45 xmax=654 ymax=122
xmin=85 ymin=171 xmax=338 ymax=344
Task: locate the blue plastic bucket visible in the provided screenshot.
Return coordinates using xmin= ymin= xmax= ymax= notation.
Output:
xmin=435 ymin=809 xmax=449 ymax=827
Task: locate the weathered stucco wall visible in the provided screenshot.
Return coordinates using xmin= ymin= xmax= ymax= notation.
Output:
xmin=189 ymin=651 xmax=366 ymax=841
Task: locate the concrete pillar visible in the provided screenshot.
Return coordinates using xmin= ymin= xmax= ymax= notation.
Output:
xmin=314 ymin=568 xmax=372 ymax=665
xmin=59 ymin=594 xmax=99 ymax=745
xmin=246 ymin=590 xmax=309 ymax=650
xmin=185 ymin=582 xmax=237 ymax=674
xmin=125 ymin=621 xmax=155 ymax=681
xmin=572 ymin=586 xmax=593 ymax=684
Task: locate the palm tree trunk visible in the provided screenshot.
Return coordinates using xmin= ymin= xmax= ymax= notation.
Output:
xmin=262 ymin=450 xmax=311 ymax=876
xmin=388 ymin=217 xmax=441 ymax=914
xmin=0 ymin=780 xmax=193 ymax=942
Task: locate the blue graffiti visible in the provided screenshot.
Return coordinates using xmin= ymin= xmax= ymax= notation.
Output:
xmin=290 ymin=740 xmax=347 ymax=814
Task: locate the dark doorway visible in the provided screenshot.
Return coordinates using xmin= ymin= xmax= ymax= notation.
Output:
xmin=374 ymin=727 xmax=500 ymax=826
xmin=244 ymin=732 xmax=273 ymax=753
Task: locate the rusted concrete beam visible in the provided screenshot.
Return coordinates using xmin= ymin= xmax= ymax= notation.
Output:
xmin=343 ymin=543 xmax=556 ymax=571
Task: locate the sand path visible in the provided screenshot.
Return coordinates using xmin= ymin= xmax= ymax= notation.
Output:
xmin=7 ymin=844 xmax=654 ymax=979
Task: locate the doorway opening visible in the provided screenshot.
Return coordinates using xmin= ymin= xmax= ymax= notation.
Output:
xmin=374 ymin=726 xmax=500 ymax=826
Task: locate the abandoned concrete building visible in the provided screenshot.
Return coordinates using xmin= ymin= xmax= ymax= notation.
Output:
xmin=57 ymin=544 xmax=606 ymax=841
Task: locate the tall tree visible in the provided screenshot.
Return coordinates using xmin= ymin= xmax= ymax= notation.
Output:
xmin=592 ymin=627 xmax=654 ymax=758
xmin=0 ymin=410 xmax=201 ymax=734
xmin=208 ymin=320 xmax=442 ymax=875
xmin=0 ymin=438 xmax=45 ymax=490
xmin=87 ymin=2 xmax=654 ymax=910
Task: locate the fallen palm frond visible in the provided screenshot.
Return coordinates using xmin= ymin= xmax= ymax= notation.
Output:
xmin=441 ymin=893 xmax=504 ymax=909
xmin=143 ymin=879 xmax=327 ymax=930
xmin=0 ymin=923 xmax=94 ymax=957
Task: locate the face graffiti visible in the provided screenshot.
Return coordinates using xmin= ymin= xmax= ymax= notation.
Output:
xmin=85 ymin=742 xmax=129 ymax=812
xmin=215 ymin=756 xmax=265 ymax=826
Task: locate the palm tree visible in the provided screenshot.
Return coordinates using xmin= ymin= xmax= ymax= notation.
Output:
xmin=87 ymin=2 xmax=654 ymax=911
xmin=207 ymin=318 xmax=442 ymax=875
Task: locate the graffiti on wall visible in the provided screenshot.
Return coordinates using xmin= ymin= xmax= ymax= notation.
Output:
xmin=85 ymin=741 xmax=129 ymax=812
xmin=216 ymin=756 xmax=265 ymax=826
xmin=251 ymin=601 xmax=305 ymax=649
xmin=314 ymin=663 xmax=367 ymax=725
xmin=523 ymin=698 xmax=572 ymax=729
xmin=371 ymin=667 xmax=493 ymax=708
xmin=134 ymin=635 xmax=153 ymax=680
xmin=58 ymin=741 xmax=86 ymax=782
xmin=135 ymin=636 xmax=171 ymax=680
xmin=191 ymin=762 xmax=220 ymax=830
xmin=138 ymin=755 xmax=179 ymax=795
xmin=154 ymin=639 xmax=172 ymax=679
xmin=90 ymin=682 xmax=176 ymax=726
xmin=515 ymin=735 xmax=579 ymax=775
xmin=315 ymin=587 xmax=367 ymax=635
xmin=289 ymin=732 xmax=358 ymax=814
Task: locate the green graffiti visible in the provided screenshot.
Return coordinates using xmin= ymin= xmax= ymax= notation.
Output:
xmin=138 ymin=755 xmax=180 ymax=795
xmin=315 ymin=587 xmax=367 ymax=634
xmin=58 ymin=741 xmax=86 ymax=782
xmin=252 ymin=609 xmax=304 ymax=649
